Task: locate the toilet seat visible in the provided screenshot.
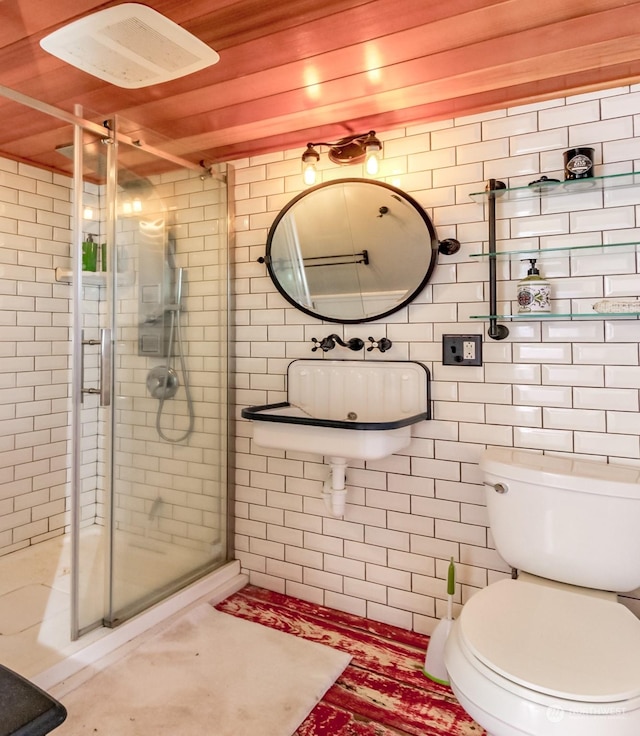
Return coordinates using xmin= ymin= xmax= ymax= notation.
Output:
xmin=446 ymin=621 xmax=640 ymax=736
xmin=458 ymin=579 xmax=640 ymax=703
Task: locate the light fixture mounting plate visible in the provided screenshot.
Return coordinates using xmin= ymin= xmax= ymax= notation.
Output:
xmin=328 ymin=139 xmax=367 ymax=165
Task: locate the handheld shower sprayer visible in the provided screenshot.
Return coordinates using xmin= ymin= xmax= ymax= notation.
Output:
xmin=164 ymin=267 xmax=184 ymax=313
xmin=150 ymin=265 xmax=195 ymax=443
xmin=175 ymin=267 xmax=183 ymax=310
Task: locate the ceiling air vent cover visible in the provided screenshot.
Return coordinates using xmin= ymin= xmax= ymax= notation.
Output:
xmin=40 ymin=3 xmax=219 ymax=89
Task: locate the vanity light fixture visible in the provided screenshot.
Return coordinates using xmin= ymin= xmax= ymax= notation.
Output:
xmin=301 ymin=131 xmax=382 ymax=185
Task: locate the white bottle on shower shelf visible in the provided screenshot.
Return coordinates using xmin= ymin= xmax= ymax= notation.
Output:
xmin=516 ymin=258 xmax=550 ymax=313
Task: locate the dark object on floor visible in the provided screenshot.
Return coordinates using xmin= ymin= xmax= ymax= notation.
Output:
xmin=0 ymin=664 xmax=67 ymax=736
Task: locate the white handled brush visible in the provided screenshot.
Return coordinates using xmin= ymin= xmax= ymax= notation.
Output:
xmin=423 ymin=557 xmax=456 ymax=685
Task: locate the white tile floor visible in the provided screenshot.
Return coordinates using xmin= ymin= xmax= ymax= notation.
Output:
xmin=0 ymin=528 xmax=226 ymax=679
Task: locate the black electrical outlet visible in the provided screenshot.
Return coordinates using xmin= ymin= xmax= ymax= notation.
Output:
xmin=442 ymin=334 xmax=483 ymax=366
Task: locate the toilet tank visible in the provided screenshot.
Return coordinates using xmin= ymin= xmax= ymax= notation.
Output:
xmin=480 ymin=447 xmax=640 ymax=592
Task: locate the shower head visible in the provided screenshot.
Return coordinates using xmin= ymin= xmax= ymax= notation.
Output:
xmin=55 ymin=143 xmax=152 ymax=189
xmin=55 ymin=142 xmax=106 ymax=178
xmin=119 ymin=177 xmax=154 ymax=193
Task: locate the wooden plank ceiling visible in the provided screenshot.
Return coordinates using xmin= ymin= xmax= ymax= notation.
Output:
xmin=2 ymin=0 xmax=640 ymax=176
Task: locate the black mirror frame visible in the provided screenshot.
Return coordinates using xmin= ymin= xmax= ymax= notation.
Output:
xmin=263 ymin=178 xmax=439 ymax=324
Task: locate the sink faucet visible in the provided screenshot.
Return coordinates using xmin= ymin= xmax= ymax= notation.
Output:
xmin=311 ymin=334 xmax=365 ymax=352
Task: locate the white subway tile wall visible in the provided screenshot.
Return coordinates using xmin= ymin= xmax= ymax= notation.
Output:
xmin=1 ymin=160 xmax=72 ymax=554
xmin=231 ymin=86 xmax=640 ymax=630
xmin=3 ymin=87 xmax=640 ymax=623
xmin=1 ymin=165 xmax=228 ymax=560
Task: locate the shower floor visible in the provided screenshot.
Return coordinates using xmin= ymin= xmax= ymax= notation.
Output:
xmin=0 ymin=528 xmax=223 ymax=679
xmin=0 ymin=531 xmax=103 ymax=678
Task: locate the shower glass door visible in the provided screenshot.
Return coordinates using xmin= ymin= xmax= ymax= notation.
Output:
xmin=74 ymin=115 xmax=229 ymax=634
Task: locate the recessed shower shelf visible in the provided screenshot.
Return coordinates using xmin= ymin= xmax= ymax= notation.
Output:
xmin=469 ymin=170 xmax=640 ymax=203
xmin=54 ymin=268 xmax=107 ymax=285
xmin=83 ymin=272 xmax=107 ymax=286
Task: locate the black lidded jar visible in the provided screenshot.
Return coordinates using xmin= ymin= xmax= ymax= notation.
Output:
xmin=563 ymin=147 xmax=595 ymax=180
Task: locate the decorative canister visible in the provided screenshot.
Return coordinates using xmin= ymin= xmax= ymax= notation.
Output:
xmin=517 ymin=259 xmax=551 ymax=313
xmin=563 ymin=147 xmax=595 ymax=180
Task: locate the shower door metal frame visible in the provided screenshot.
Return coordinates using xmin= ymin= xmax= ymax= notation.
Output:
xmin=70 ymin=106 xmax=123 ymax=638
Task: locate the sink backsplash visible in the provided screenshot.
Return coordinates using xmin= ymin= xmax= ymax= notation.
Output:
xmin=288 ymin=360 xmax=430 ymax=423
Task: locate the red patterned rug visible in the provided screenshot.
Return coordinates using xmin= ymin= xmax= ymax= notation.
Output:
xmin=215 ymin=585 xmax=485 ymax=736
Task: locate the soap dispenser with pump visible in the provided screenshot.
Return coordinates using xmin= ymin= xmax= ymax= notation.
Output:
xmin=517 ymin=258 xmax=550 ymax=313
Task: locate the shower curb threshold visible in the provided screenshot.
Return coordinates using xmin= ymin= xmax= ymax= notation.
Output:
xmin=34 ymin=561 xmax=246 ymax=695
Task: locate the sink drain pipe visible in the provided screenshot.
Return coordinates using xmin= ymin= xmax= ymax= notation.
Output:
xmin=323 ymin=458 xmax=348 ymax=517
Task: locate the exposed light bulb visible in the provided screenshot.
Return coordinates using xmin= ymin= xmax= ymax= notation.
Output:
xmin=133 ymin=198 xmax=142 ymax=212
xmin=365 ymin=151 xmax=379 ymax=176
xmin=83 ymin=206 xmax=94 ymax=219
xmin=303 ymin=162 xmax=317 ymax=186
xmin=364 ymin=132 xmax=382 ymax=176
xmin=301 ymin=144 xmax=320 ymax=186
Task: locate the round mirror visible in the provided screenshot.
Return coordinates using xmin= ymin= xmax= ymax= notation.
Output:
xmin=265 ymin=178 xmax=439 ymax=323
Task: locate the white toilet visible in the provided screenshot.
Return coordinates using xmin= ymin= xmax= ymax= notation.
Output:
xmin=444 ymin=447 xmax=640 ymax=736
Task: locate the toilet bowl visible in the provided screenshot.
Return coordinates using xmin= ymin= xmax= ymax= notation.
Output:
xmin=445 ymin=577 xmax=640 ymax=736
xmin=444 ymin=447 xmax=640 ymax=736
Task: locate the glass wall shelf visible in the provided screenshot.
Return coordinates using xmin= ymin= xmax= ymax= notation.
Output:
xmin=472 ymin=173 xmax=640 ymax=339
xmin=469 ymin=241 xmax=640 ymax=260
xmin=470 ymin=312 xmax=640 ymax=321
xmin=469 ymin=171 xmax=640 ymax=203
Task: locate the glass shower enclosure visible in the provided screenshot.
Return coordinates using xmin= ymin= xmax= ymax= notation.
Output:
xmin=72 ymin=114 xmax=229 ymax=636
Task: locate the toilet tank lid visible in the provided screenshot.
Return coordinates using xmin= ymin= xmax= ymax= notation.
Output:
xmin=459 ymin=579 xmax=640 ymax=702
xmin=481 ymin=447 xmax=640 ymax=499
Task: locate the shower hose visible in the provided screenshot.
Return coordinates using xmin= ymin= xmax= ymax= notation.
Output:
xmin=155 ymin=305 xmax=195 ymax=443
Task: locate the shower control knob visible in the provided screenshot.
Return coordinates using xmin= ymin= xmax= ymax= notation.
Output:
xmin=146 ymin=366 xmax=179 ymax=400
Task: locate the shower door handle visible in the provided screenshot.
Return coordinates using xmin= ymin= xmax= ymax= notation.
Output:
xmin=99 ymin=328 xmax=112 ymax=407
xmin=81 ymin=328 xmax=111 ymax=406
